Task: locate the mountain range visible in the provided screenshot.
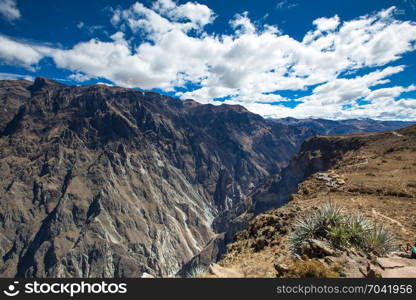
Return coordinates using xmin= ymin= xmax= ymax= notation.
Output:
xmin=0 ymin=78 xmax=413 ymax=278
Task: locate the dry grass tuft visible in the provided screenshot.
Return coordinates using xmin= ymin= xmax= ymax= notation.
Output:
xmin=283 ymin=259 xmax=341 ymax=278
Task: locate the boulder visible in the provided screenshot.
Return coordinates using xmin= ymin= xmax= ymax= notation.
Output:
xmin=141 ymin=272 xmax=155 ymax=278
xmin=376 ymin=257 xmax=408 ymax=269
xmin=300 ymin=239 xmax=337 ymax=258
xmin=382 ymin=267 xmax=416 ymax=278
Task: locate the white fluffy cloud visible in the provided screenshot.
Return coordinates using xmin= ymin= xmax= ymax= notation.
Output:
xmin=111 ymin=0 xmax=215 ymax=36
xmin=0 ymin=35 xmax=43 ymax=68
xmin=365 ymin=84 xmax=416 ymax=102
xmin=300 ymin=66 xmax=405 ymax=105
xmin=0 ymin=0 xmax=20 ymax=21
xmin=224 ymin=65 xmax=416 ymax=120
xmin=313 ymin=15 xmax=340 ymax=31
xmin=0 ymin=1 xmax=415 ymax=120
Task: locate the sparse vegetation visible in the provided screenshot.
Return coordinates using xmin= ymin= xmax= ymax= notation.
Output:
xmin=290 ymin=203 xmax=397 ymax=256
xmin=185 ymin=265 xmax=209 ymax=278
xmin=363 ymin=225 xmax=397 ymax=255
xmin=283 ymin=259 xmax=341 ymax=278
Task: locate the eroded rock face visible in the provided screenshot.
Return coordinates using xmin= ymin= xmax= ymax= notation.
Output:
xmin=0 ymin=78 xmax=312 ymax=278
xmin=250 ymin=135 xmax=365 ymax=213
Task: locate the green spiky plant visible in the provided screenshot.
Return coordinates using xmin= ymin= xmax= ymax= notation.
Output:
xmin=345 ymin=214 xmax=372 ymax=247
xmin=289 ymin=203 xmax=344 ymax=252
xmin=289 ymin=203 xmax=396 ymax=256
xmin=185 ymin=265 xmax=209 ymax=278
xmin=363 ymin=225 xmax=396 ymax=255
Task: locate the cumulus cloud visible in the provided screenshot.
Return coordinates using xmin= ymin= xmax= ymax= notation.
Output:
xmin=301 ymin=66 xmax=405 ymax=105
xmin=0 ymin=35 xmax=44 ymax=69
xmin=220 ymin=65 xmax=416 ymax=120
xmin=111 ymin=0 xmax=215 ymax=36
xmin=0 ymin=1 xmax=415 ymax=120
xmin=313 ymin=15 xmax=340 ymax=31
xmin=0 ymin=0 xmax=20 ymax=21
xmin=230 ymin=12 xmax=256 ymax=34
xmin=365 ymin=84 xmax=416 ymax=102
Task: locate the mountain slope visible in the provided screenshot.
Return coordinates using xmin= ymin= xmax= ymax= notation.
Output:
xmin=0 ymin=78 xmax=312 ymax=278
xmin=270 ymin=117 xmax=415 ymax=136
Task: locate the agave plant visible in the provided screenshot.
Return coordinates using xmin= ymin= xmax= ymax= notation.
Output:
xmin=289 ymin=215 xmax=319 ymax=253
xmin=289 ymin=203 xmax=396 ymax=256
xmin=290 ymin=203 xmax=344 ymax=253
xmin=345 ymin=214 xmax=372 ymax=248
xmin=317 ymin=203 xmax=344 ymax=228
xmin=328 ymin=225 xmax=351 ymax=248
xmin=363 ymin=225 xmax=397 ymax=255
xmin=185 ymin=265 xmax=209 ymax=278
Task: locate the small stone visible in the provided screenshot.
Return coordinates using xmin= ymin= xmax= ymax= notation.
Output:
xmin=324 ymin=257 xmax=334 ymax=264
xmin=359 ymin=263 xmax=380 ymax=278
xmin=253 ymin=237 xmax=267 ymax=251
xmin=141 ymin=272 xmax=155 ymax=278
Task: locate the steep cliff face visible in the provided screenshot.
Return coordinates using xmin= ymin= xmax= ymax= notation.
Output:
xmin=0 ymin=78 xmax=311 ymax=278
xmin=251 ymin=135 xmax=366 ymax=213
xmin=250 ymin=124 xmax=416 ymax=213
xmin=176 ymin=132 xmax=369 ymax=276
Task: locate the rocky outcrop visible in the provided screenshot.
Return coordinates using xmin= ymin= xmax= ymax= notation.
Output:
xmin=207 ymin=263 xmax=244 ymax=278
xmin=250 ymin=124 xmax=416 ymax=213
xmin=249 ymin=135 xmax=364 ymax=213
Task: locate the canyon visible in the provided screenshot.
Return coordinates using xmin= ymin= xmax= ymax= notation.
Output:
xmin=0 ymin=78 xmax=413 ymax=278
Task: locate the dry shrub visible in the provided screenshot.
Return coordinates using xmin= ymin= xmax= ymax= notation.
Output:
xmin=284 ymin=259 xmax=340 ymax=278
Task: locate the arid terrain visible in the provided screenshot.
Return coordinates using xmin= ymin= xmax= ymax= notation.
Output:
xmin=207 ymin=125 xmax=416 ymax=278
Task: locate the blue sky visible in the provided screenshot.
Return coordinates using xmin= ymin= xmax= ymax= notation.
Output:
xmin=0 ymin=0 xmax=416 ymax=120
